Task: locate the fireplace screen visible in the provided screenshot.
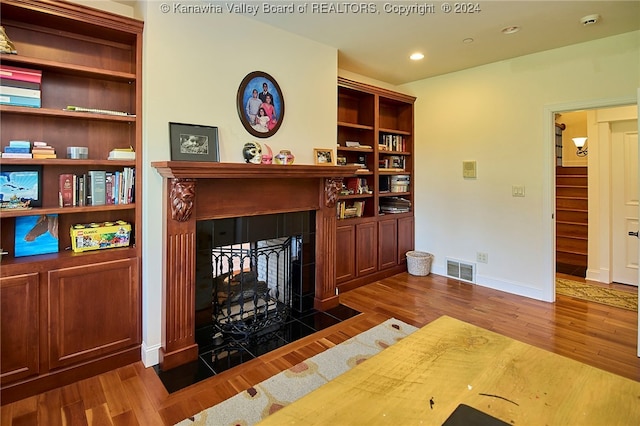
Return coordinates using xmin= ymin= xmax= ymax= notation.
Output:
xmin=212 ymin=237 xmax=298 ymax=339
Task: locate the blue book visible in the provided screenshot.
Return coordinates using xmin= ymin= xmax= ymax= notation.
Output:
xmin=14 ymin=215 xmax=59 ymax=257
xmin=4 ymin=146 xmax=31 ymax=153
xmin=0 ymin=94 xmax=41 ymax=108
xmin=9 ymin=140 xmax=31 ymax=148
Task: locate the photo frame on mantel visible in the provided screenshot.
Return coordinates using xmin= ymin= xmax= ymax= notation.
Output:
xmin=169 ymin=122 xmax=220 ymax=162
xmin=237 ymin=71 xmax=285 ymax=138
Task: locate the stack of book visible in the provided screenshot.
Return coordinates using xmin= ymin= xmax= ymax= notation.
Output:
xmin=379 ymin=197 xmax=411 ymax=214
xmin=2 ymin=140 xmax=32 ymax=158
xmin=337 ymin=200 xmax=365 ymax=219
xmin=31 ymin=141 xmax=56 ymax=159
xmin=0 ymin=64 xmax=42 ymax=108
xmin=391 ymin=175 xmax=410 ymax=193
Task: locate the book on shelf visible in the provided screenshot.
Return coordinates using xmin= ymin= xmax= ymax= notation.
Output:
xmin=59 ymin=174 xmax=74 ymax=207
xmin=8 ymin=140 xmax=31 ymax=148
xmin=0 ymin=85 xmax=40 ymax=99
xmin=3 ymin=146 xmax=31 ymax=153
xmin=88 ymin=170 xmax=106 ymax=206
xmin=0 ymin=64 xmax=42 ymax=84
xmin=1 ymin=152 xmax=32 ymax=158
xmin=0 ymin=78 xmax=40 ymax=90
xmin=380 ymin=134 xmax=406 ymax=152
xmin=0 ymin=94 xmax=41 ymax=108
xmin=379 ymin=197 xmax=411 ymax=214
xmin=108 ymin=149 xmax=136 ymax=160
xmin=336 ymin=200 xmax=366 ymax=219
xmin=32 ymin=153 xmax=57 ymax=159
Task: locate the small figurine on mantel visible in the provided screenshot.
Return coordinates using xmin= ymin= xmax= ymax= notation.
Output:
xmin=0 ymin=26 xmax=17 ymax=54
xmin=261 ymin=144 xmax=273 ymax=164
xmin=242 ymin=141 xmax=262 ymax=164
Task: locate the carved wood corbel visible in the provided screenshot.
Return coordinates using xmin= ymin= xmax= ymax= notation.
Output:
xmin=324 ymin=177 xmax=342 ymax=208
xmin=170 ymin=178 xmax=196 ymax=222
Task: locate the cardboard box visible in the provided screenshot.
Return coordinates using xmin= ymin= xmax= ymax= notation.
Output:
xmin=70 ymin=220 xmax=131 ymax=252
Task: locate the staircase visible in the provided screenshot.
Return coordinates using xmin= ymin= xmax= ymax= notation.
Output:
xmin=556 ymin=166 xmax=588 ymax=276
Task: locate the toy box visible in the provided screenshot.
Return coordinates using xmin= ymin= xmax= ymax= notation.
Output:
xmin=70 ymin=220 xmax=131 ymax=253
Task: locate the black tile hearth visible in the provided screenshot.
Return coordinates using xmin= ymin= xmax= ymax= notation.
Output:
xmin=154 ymin=305 xmax=360 ymax=393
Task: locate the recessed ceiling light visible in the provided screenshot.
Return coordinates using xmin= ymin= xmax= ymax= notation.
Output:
xmin=410 ymin=52 xmax=424 ymax=61
xmin=463 ymin=37 xmax=474 ymax=44
xmin=501 ymin=26 xmax=520 ymax=35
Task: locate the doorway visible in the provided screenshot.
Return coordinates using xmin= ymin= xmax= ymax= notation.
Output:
xmin=553 ymin=104 xmax=638 ymax=288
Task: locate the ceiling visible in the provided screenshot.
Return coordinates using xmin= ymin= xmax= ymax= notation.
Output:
xmin=246 ymin=1 xmax=640 ymax=85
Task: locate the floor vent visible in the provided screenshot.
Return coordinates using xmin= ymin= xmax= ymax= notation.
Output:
xmin=446 ymin=258 xmax=476 ymax=283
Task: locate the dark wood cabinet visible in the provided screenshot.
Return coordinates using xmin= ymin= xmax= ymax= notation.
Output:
xmin=336 ymin=224 xmax=356 ymax=283
xmin=0 ymin=273 xmax=39 ymax=386
xmin=335 ymin=78 xmax=415 ymax=292
xmin=378 ymin=218 xmax=398 ymax=270
xmin=0 ymin=0 xmax=143 ymax=404
xmin=356 ymin=221 xmax=377 ymax=276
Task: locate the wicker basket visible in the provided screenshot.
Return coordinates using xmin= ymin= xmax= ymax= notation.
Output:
xmin=406 ymin=251 xmax=433 ymax=276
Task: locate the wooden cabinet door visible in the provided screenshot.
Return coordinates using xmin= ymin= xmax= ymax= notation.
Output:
xmin=378 ymin=219 xmax=398 ymax=270
xmin=47 ymin=258 xmax=139 ymax=370
xmin=397 ymin=216 xmax=415 ymax=265
xmin=336 ymin=225 xmax=356 ymax=283
xmin=1 ymin=273 xmax=39 ymax=385
xmin=356 ymin=222 xmax=377 ymax=276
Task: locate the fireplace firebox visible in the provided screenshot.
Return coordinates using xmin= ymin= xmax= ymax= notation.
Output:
xmin=196 ymin=212 xmax=316 ymax=343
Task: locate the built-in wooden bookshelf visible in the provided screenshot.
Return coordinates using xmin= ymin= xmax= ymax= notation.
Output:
xmin=336 ymin=77 xmax=415 ymax=292
xmin=0 ymin=0 xmax=143 ymax=404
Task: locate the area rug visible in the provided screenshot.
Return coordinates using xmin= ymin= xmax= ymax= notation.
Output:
xmin=176 ymin=318 xmax=418 ymax=426
xmin=556 ymin=278 xmax=638 ymax=311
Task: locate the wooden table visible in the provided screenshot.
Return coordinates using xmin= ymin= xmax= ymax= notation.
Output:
xmin=259 ymin=316 xmax=640 ymax=425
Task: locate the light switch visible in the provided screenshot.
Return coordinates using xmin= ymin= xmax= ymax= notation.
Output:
xmin=512 ymin=185 xmax=525 ymax=197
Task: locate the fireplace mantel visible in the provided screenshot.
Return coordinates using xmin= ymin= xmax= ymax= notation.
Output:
xmin=151 ymin=161 xmax=359 ymax=179
xmin=152 ymin=161 xmax=357 ymax=370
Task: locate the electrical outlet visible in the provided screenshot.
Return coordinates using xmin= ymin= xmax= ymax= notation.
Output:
xmin=476 ymin=252 xmax=488 ymax=263
xmin=512 ymin=185 xmax=525 ymax=197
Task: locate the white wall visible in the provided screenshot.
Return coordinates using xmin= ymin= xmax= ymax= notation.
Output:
xmin=138 ymin=3 xmax=337 ymax=365
xmin=402 ymin=31 xmax=640 ymax=301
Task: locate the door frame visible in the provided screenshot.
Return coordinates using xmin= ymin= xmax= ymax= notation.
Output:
xmin=542 ymin=95 xmax=637 ymax=302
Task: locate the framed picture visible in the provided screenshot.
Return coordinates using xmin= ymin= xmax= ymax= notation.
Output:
xmin=14 ymin=214 xmax=59 ymax=257
xmin=314 ymin=148 xmax=334 ymax=165
xmin=0 ymin=165 xmax=43 ymax=208
xmin=237 ymin=71 xmax=284 ymax=138
xmin=169 ymin=122 xmax=220 ymax=162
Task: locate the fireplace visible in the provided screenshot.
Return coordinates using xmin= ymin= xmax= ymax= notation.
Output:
xmin=197 ymin=211 xmax=316 ymax=343
xmin=152 ymin=162 xmax=357 ymax=370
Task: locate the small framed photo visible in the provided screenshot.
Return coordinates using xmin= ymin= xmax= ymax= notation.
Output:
xmin=237 ymin=71 xmax=285 ymax=138
xmin=337 ymin=155 xmax=347 ymax=166
xmin=169 ymin=122 xmax=220 ymax=162
xmin=0 ymin=165 xmax=43 ymax=208
xmin=314 ymin=148 xmax=334 ymax=165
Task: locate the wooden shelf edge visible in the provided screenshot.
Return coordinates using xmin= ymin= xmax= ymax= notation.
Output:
xmin=0 ymin=203 xmax=135 ymax=218
xmin=0 ymin=158 xmax=136 ymax=166
xmin=0 ymin=54 xmax=137 ymax=81
xmin=0 ymin=105 xmax=136 ymax=121
xmin=337 ymin=121 xmax=374 ymax=131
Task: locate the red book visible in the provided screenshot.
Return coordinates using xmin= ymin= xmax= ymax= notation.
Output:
xmin=59 ymin=174 xmax=74 ymax=207
xmin=0 ymin=65 xmax=42 ymax=84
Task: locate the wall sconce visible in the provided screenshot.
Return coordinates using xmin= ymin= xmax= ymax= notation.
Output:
xmin=572 ymin=137 xmax=588 ymax=157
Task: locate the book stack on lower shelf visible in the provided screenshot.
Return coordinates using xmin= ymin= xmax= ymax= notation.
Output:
xmin=0 ymin=64 xmax=42 ymax=108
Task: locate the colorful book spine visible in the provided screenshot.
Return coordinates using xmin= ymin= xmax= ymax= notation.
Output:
xmin=0 ymin=65 xmax=42 ymax=84
xmin=0 ymin=94 xmax=41 ymax=108
xmin=59 ymin=174 xmax=74 ymax=207
xmin=3 ymin=146 xmax=31 ymax=153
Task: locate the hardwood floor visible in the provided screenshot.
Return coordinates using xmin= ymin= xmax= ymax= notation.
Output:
xmin=2 ymin=272 xmax=638 ymax=425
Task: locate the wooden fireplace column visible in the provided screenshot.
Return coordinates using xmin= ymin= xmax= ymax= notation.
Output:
xmin=152 ymin=162 xmax=357 ymax=370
